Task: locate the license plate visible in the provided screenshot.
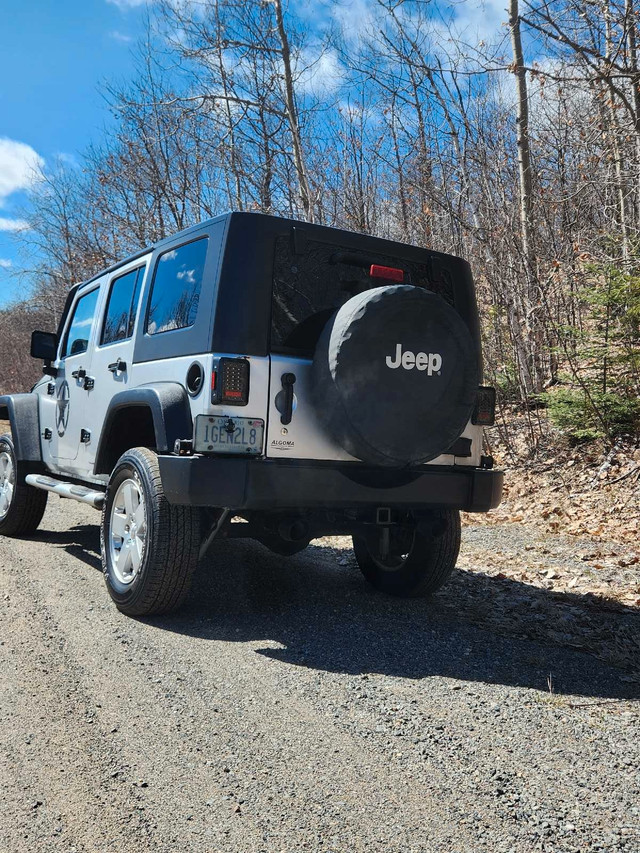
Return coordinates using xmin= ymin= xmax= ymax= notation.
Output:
xmin=194 ymin=415 xmax=264 ymax=455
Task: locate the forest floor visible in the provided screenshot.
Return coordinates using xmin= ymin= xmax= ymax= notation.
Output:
xmin=471 ymin=411 xmax=639 ymax=598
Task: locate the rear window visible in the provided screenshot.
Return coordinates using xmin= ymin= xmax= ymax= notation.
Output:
xmin=271 ymin=236 xmax=452 ymax=354
xmin=101 ymin=266 xmax=144 ymax=345
xmin=147 ymin=238 xmax=208 ymax=335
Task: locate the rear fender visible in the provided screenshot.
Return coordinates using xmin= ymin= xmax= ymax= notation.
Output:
xmin=94 ymin=383 xmax=192 ymax=475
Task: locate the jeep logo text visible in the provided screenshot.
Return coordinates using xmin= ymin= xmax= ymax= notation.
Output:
xmin=385 ymin=344 xmax=442 ymax=375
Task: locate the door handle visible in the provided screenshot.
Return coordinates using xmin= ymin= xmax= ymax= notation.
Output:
xmin=107 ymin=359 xmax=127 ymax=374
xmin=279 ymin=373 xmax=296 ymax=425
xmin=71 ymin=367 xmax=86 ymax=380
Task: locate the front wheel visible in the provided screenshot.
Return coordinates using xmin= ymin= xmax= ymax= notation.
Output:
xmin=0 ymin=434 xmax=48 ymax=536
xmin=352 ymin=510 xmax=461 ymax=597
xmin=100 ymin=447 xmax=200 ymax=616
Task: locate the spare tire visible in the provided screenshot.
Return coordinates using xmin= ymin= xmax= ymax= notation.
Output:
xmin=310 ymin=285 xmax=479 ymax=467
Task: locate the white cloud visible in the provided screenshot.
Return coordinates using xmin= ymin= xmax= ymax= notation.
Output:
xmin=332 ymin=0 xmax=380 ymax=44
xmin=177 ymin=268 xmax=196 ymax=284
xmin=56 ymin=152 xmax=80 ymax=168
xmin=0 ymin=217 xmax=29 ymax=232
xmin=0 ymin=258 xmax=12 ymax=269
xmin=73 ymin=317 xmax=95 ymax=328
xmin=444 ymin=0 xmax=507 ymax=46
xmin=106 ymin=0 xmax=150 ymax=10
xmin=0 ymin=138 xmax=44 ymax=205
xmin=297 ymin=48 xmax=344 ymax=96
xmin=164 ymin=0 xmax=203 ymax=14
xmin=109 ymin=29 xmax=133 ymax=43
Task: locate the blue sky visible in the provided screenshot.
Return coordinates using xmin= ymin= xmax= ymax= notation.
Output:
xmin=0 ymin=0 xmax=148 ymax=306
xmin=0 ymin=0 xmax=509 ymax=308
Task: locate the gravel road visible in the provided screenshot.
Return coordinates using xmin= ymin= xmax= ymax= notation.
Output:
xmin=1 ymin=497 xmax=639 ymax=853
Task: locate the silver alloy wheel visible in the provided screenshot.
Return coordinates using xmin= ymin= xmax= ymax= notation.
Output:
xmin=109 ymin=477 xmax=147 ymax=585
xmin=0 ymin=450 xmax=15 ymax=521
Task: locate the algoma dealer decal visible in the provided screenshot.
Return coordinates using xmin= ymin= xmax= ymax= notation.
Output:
xmin=270 ymin=439 xmax=295 ymax=450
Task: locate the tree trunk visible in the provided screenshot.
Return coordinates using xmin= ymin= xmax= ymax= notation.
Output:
xmin=624 ymin=0 xmax=640 ymax=231
xmin=273 ymin=0 xmax=313 ymax=222
xmin=509 ymin=0 xmax=535 ymax=275
xmin=214 ymin=0 xmax=243 ymax=211
xmin=604 ymin=2 xmax=632 ymax=265
xmin=509 ymin=0 xmax=543 ymax=395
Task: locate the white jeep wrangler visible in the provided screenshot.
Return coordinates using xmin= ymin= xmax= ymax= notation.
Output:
xmin=0 ymin=213 xmax=502 ymax=615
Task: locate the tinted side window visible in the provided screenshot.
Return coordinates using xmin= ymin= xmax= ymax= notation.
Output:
xmin=62 ymin=288 xmax=100 ymax=358
xmin=146 ymin=238 xmax=208 ymax=336
xmin=101 ymin=267 xmax=144 ymax=345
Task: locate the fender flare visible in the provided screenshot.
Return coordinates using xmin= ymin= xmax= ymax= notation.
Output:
xmin=93 ymin=383 xmax=192 ymax=475
xmin=0 ymin=394 xmax=42 ymax=463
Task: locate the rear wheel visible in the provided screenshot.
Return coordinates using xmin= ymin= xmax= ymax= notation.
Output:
xmin=0 ymin=434 xmax=47 ymax=536
xmin=101 ymin=447 xmax=200 ymax=616
xmin=352 ymin=510 xmax=460 ymax=597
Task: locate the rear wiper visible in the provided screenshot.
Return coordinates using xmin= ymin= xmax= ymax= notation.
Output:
xmin=330 ymin=251 xmax=384 ymax=268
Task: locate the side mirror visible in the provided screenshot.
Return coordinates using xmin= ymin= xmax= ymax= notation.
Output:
xmin=31 ymin=329 xmax=58 ymax=361
xmin=31 ymin=330 xmax=59 ymax=377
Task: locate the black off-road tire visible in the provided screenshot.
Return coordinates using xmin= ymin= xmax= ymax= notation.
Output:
xmin=311 ymin=286 xmax=479 ymax=466
xmin=0 ymin=434 xmax=48 ymax=536
xmin=353 ymin=510 xmax=461 ymax=597
xmin=100 ymin=447 xmax=200 ymax=616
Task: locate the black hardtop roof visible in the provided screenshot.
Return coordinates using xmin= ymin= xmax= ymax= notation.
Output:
xmin=58 ymin=211 xmax=478 ymax=365
xmin=73 ymin=211 xmax=465 ymax=293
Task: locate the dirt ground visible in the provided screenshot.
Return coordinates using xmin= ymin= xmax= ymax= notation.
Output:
xmin=1 ymin=497 xmax=639 ymax=853
xmin=1 ymin=419 xmax=639 ymax=851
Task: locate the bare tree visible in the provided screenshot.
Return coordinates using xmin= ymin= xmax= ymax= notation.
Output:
xmin=9 ymin=0 xmax=639 ymax=440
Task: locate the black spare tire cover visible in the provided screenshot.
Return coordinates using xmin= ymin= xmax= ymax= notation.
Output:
xmin=311 ymin=285 xmax=479 ymax=466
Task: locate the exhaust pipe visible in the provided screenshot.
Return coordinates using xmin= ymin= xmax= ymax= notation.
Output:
xmin=277 ymin=518 xmax=309 ymax=542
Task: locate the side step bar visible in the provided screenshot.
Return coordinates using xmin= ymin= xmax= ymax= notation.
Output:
xmin=25 ymin=475 xmax=105 ymax=509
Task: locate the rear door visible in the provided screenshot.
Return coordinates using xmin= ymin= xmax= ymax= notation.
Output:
xmin=87 ymin=258 xmax=149 ymax=469
xmin=265 ymin=234 xmax=437 ymax=462
xmin=267 ymin=354 xmax=355 ymax=461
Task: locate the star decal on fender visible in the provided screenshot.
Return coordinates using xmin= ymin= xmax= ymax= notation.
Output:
xmin=56 ymin=380 xmax=70 ymax=437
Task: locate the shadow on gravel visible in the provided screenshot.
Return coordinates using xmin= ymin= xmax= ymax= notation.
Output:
xmin=29 ymin=524 xmax=102 ymax=572
xmin=27 ymin=524 xmax=638 ymax=699
xmin=151 ymin=538 xmax=640 ymax=701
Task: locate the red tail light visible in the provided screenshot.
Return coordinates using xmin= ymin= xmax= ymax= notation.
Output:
xmin=472 ymin=386 xmax=496 ymax=426
xmin=369 ymin=264 xmax=404 ymax=283
xmin=211 ymin=357 xmax=250 ymax=406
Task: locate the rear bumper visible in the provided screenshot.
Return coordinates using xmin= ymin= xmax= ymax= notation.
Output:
xmin=157 ymin=456 xmax=504 ymax=513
